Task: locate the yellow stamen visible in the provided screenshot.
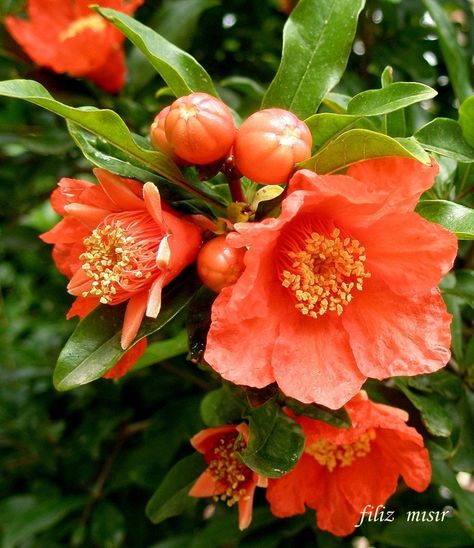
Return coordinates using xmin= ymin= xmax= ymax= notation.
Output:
xmin=280 ymin=226 xmax=370 ymax=318
xmin=305 ymin=429 xmax=376 ymax=472
xmin=59 ymin=14 xmax=107 ymax=42
xmin=209 ymin=436 xmax=250 ymax=507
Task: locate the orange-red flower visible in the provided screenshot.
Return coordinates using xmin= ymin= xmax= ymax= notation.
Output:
xmin=5 ymin=0 xmax=143 ymax=93
xmin=266 ymin=392 xmax=431 ymax=536
xmin=204 ymin=157 xmax=457 ymax=408
xmin=40 ymin=169 xmax=202 ymax=354
xmin=189 ymin=424 xmax=268 ymax=530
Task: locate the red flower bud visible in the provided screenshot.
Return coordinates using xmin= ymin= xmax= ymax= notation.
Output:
xmin=150 ymin=106 xmax=174 ymax=157
xmin=234 ymin=108 xmax=312 ymax=184
xmin=197 ymin=235 xmax=245 ymax=292
xmin=165 ymin=93 xmax=236 ymax=165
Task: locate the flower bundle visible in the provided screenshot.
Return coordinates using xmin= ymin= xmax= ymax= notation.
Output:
xmin=2 ymin=0 xmax=474 ymax=540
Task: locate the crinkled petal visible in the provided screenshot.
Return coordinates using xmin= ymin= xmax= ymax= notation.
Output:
xmin=376 ymin=429 xmax=431 ymax=492
xmin=364 ymin=212 xmax=457 ymax=295
xmin=267 ymin=454 xmax=325 ymax=517
xmin=342 ymin=280 xmax=451 ymax=379
xmin=347 ymin=157 xmax=438 ymax=213
xmin=272 ymin=315 xmax=365 ymax=408
xmin=204 ymin=286 xmax=278 ymax=388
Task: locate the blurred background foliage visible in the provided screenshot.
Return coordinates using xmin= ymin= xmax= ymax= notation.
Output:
xmin=1 ymin=0 xmax=474 ymax=546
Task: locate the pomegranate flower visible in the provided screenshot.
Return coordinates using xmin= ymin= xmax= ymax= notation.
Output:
xmin=266 ymin=392 xmax=431 ymax=536
xmin=6 ymin=0 xmax=143 ymax=93
xmin=40 ymin=169 xmax=202 ymax=351
xmin=205 ymin=157 xmax=457 ymax=408
xmin=189 ymin=424 xmax=268 ymax=530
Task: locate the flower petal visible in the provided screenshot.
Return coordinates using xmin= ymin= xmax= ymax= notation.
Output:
xmin=121 ymin=292 xmax=148 ymax=349
xmin=342 ymin=280 xmax=451 ymax=379
xmin=364 ymin=212 xmax=457 ymax=295
xmin=238 ymin=482 xmax=256 ymax=530
xmin=103 ymin=337 xmax=148 ymax=379
xmin=347 ymin=157 xmax=438 ymax=213
xmin=272 ymin=315 xmax=365 ymax=408
xmin=189 ymin=469 xmax=221 ymax=497
xmin=204 ymin=286 xmax=277 ymax=388
xmin=94 ymin=168 xmax=146 ymax=211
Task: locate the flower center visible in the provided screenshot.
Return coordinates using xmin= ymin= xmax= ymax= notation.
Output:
xmin=79 ymin=211 xmax=164 ymax=304
xmin=208 ymin=434 xmax=251 ymax=507
xmin=278 ymin=218 xmax=370 ymax=318
xmin=305 ymin=429 xmax=376 ymax=472
xmin=59 ymin=14 xmax=107 ymax=42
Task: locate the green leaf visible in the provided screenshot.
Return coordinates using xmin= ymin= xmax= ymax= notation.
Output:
xmin=133 ymin=329 xmax=189 ymax=371
xmin=284 ymin=397 xmax=351 ymax=428
xmin=432 ymin=459 xmax=474 ymax=533
xmin=186 ymin=286 xmax=215 ymax=364
xmin=451 ymin=388 xmax=474 ymax=473
xmin=200 ymin=384 xmax=248 ymax=427
xmin=405 ymin=370 xmax=463 ymax=401
xmin=395 ymin=379 xmax=453 ymax=437
xmin=441 ymin=270 xmax=474 ymax=308
xmin=416 ymin=200 xmax=474 ymax=239
xmin=238 ymin=398 xmax=305 ymax=478
xmin=304 ymin=113 xmax=374 ymax=150
xmin=380 ymin=67 xmax=407 ymax=137
xmin=91 ymin=502 xmax=125 ymax=548
xmin=96 ymin=7 xmax=217 ymax=98
xmin=146 ymin=453 xmax=206 ymax=524
xmin=53 ymin=271 xmax=201 ymax=391
xmin=299 ymin=129 xmax=430 ymax=174
xmin=0 ymin=494 xmax=84 ymax=548
xmin=261 ymin=0 xmax=365 ymax=118
xmin=347 ymin=82 xmax=437 ymax=116
xmin=423 ymin=0 xmax=474 ymax=102
xmin=0 ymin=79 xmax=183 ymax=184
xmin=459 ymin=95 xmax=474 ymax=148
xmin=67 ymin=121 xmax=162 ymax=183
xmin=414 ymin=118 xmax=474 ymax=162
xmin=375 ymin=514 xmax=474 ymax=548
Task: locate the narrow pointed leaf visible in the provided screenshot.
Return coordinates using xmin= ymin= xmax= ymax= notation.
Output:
xmin=304 ymin=113 xmax=374 ymax=150
xmin=347 ymin=82 xmax=437 ymax=116
xmin=262 ymin=0 xmax=365 ymax=118
xmin=0 ymin=79 xmax=184 ymax=184
xmin=96 ymin=7 xmax=217 ymax=97
xmin=53 ymin=272 xmax=201 ymax=391
xmin=299 ymin=129 xmax=430 ymax=174
xmin=459 ymin=95 xmax=474 ymax=148
xmin=146 ymin=453 xmax=206 ymax=524
xmin=423 ymin=0 xmax=474 ymax=102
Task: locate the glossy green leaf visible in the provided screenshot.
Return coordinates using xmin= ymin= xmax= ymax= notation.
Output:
xmin=54 ymin=271 xmax=201 ymax=391
xmin=96 ymin=7 xmax=217 ymax=98
xmin=261 ymin=0 xmax=365 ymax=118
xmin=133 ymin=330 xmax=189 ymax=371
xmin=0 ymin=79 xmax=183 ymax=184
xmin=416 ymin=200 xmax=474 ymax=239
xmin=238 ymin=398 xmax=304 ymax=478
xmin=304 ymin=113 xmax=374 ymax=150
xmin=285 ymin=397 xmax=351 ymax=428
xmin=405 ymin=370 xmax=463 ymax=401
xmin=347 ymin=82 xmax=437 ymax=116
xmin=127 ymin=0 xmax=218 ymax=92
xmin=423 ymin=0 xmax=474 ymax=102
xmin=186 ymin=286 xmax=215 ymax=364
xmin=322 ymin=92 xmax=352 ymax=113
xmin=414 ymin=118 xmax=474 ymax=162
xmin=380 ymin=67 xmax=407 ymax=137
xmin=395 ymin=379 xmax=453 ymax=437
xmin=146 ymin=453 xmax=206 ymax=524
xmin=200 ymin=385 xmax=248 ymax=427
xmin=459 ymin=95 xmax=474 ymax=148
xmin=67 ymin=121 xmax=162 ymax=183
xmin=299 ymin=129 xmax=430 ymax=174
